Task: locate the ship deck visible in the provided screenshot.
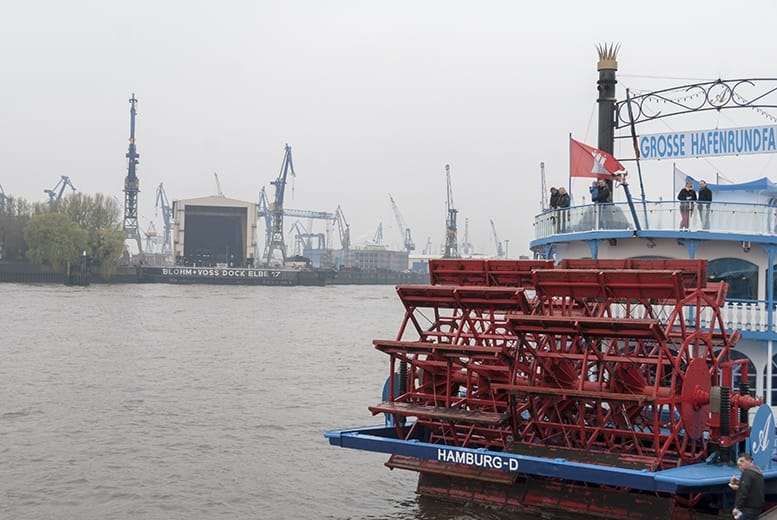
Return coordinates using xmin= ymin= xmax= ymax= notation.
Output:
xmin=324 ymin=423 xmax=777 ymax=495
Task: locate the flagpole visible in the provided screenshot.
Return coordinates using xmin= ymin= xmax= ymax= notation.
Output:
xmin=626 ymin=88 xmax=648 ymax=229
xmin=568 ymin=133 xmax=572 ymax=196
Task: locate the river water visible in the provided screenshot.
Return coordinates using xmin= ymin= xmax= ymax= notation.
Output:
xmin=1 ymin=283 xmax=578 ymax=520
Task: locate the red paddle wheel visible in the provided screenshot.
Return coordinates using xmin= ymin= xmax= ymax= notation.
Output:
xmin=370 ymin=258 xmax=761 ymax=515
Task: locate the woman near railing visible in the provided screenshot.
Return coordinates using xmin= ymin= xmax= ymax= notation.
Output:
xmin=678 ymin=180 xmax=697 ymax=231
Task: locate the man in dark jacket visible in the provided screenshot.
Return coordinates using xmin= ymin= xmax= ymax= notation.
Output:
xmin=557 ymin=187 xmax=571 ymax=232
xmin=593 ymin=178 xmax=611 ymax=229
xmin=549 ymin=187 xmax=559 ymax=210
xmin=698 ymin=179 xmax=712 ymax=229
xmin=729 ymin=453 xmax=764 ymax=520
xmin=593 ymin=178 xmax=610 ymax=203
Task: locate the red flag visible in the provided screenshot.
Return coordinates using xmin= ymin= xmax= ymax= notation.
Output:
xmin=569 ymin=137 xmax=626 ymax=179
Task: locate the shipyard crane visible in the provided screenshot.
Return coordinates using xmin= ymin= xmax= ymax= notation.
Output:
xmin=0 ymin=182 xmax=6 ymax=215
xmin=258 ymin=186 xmax=335 ymax=260
xmin=155 ymin=182 xmax=173 ymax=256
xmin=289 ymin=220 xmax=325 ymax=255
xmin=143 ymin=221 xmax=158 ymax=253
xmin=489 ymin=219 xmax=505 ymax=258
xmin=44 ymin=175 xmax=76 ymax=203
xmin=289 ymin=220 xmax=311 ymax=256
xmin=123 ymin=93 xmax=142 ymax=254
xmin=387 ymin=193 xmax=414 ymax=253
xmin=335 ymin=205 xmax=350 ymax=252
xmin=257 ymin=186 xmax=273 ymax=255
xmin=372 ymin=222 xmax=384 ymax=246
xmin=423 ymin=236 xmax=433 ymax=255
xmin=461 ymin=218 xmax=473 ymax=257
xmin=443 ymin=164 xmax=459 ymax=258
xmin=264 ymin=144 xmax=296 ymax=266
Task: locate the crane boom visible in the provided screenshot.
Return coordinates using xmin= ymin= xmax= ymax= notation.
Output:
xmin=283 ymin=208 xmax=335 ymax=220
xmin=335 ymin=205 xmax=350 ymax=253
xmin=289 ymin=220 xmax=311 ymax=255
xmin=443 ymin=164 xmax=459 ymax=258
xmin=372 ymin=222 xmax=384 ymax=246
xmin=388 ymin=193 xmax=414 ymax=253
xmin=257 ymin=186 xmax=273 ymax=255
xmin=155 ymin=182 xmax=173 ymax=256
xmin=44 ymin=175 xmax=76 ymax=203
xmin=489 ymin=219 xmax=504 ymax=258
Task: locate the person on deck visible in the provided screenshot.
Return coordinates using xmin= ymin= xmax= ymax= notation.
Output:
xmin=697 ymin=179 xmax=712 ymax=229
xmin=677 ymin=180 xmax=697 ymax=231
xmin=729 ymin=453 xmax=764 ymax=520
xmin=549 ymin=187 xmax=560 ymax=232
xmin=557 ymin=187 xmax=571 ymax=233
xmin=549 ymin=187 xmax=559 ymax=210
xmin=588 ymin=180 xmax=599 ymax=203
xmin=593 ymin=178 xmax=611 ymax=229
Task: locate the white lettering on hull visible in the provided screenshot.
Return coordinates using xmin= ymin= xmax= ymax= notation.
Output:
xmin=160 ymin=267 xmax=282 ymax=278
xmin=436 ymin=448 xmax=519 ymax=471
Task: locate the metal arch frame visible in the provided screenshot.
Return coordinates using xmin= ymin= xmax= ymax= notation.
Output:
xmin=614 ymin=78 xmax=777 ymax=129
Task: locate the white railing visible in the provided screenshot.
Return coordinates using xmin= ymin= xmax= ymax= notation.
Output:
xmin=718 ymin=300 xmax=772 ymax=333
xmin=605 ymin=301 xmax=773 ymax=334
xmin=535 ymin=200 xmax=777 ymax=239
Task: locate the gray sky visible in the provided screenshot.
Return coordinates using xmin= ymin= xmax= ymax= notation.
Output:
xmin=2 ymin=0 xmax=777 ymax=257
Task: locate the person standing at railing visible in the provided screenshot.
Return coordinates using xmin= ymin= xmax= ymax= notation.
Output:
xmin=698 ymin=180 xmax=712 ymax=230
xmin=549 ymin=187 xmax=560 ymax=233
xmin=588 ymin=180 xmax=599 ymax=203
xmin=593 ymin=178 xmax=610 ymax=229
xmin=557 ymin=187 xmax=571 ymax=232
xmin=549 ymin=187 xmax=559 ymax=210
xmin=678 ymin=180 xmax=697 ymax=231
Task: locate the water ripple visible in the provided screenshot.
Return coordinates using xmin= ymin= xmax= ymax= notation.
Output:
xmin=1 ymin=284 xmax=572 ymax=520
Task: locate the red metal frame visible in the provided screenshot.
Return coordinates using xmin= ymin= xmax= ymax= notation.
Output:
xmin=371 ymin=259 xmax=760 ymax=507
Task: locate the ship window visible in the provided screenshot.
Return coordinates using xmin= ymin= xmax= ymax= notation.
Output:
xmin=707 ymin=258 xmax=758 ymax=300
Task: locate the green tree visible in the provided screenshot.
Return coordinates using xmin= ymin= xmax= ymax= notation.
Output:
xmin=2 ymin=196 xmax=33 ymax=217
xmin=89 ymin=228 xmax=126 ymax=280
xmin=45 ymin=192 xmax=125 ymax=280
xmin=24 ymin=212 xmax=88 ymax=270
xmin=58 ymin=192 xmax=121 ymax=231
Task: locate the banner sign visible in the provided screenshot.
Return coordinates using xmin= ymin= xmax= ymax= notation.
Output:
xmin=638 ymin=125 xmax=777 ymax=160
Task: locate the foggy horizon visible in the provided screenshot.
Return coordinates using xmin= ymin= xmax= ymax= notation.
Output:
xmin=3 ymin=1 xmax=777 ymax=257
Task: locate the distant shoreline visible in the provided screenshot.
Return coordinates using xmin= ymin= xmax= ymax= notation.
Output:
xmin=0 ymin=261 xmax=429 ymax=285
